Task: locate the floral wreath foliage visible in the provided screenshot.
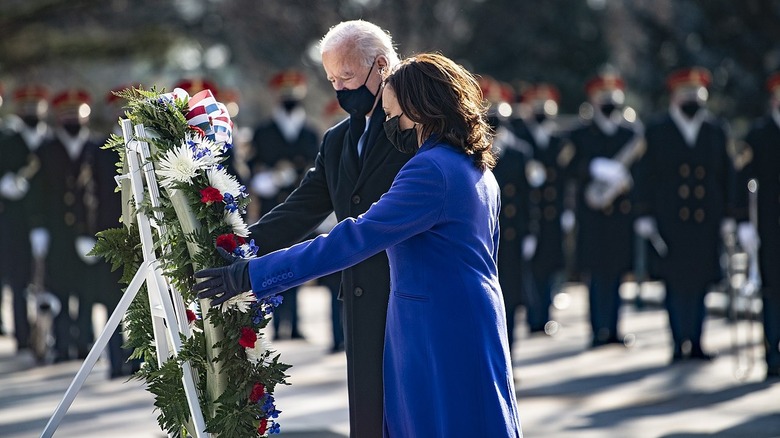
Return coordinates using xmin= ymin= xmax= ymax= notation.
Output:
xmin=92 ymin=86 xmax=289 ymax=437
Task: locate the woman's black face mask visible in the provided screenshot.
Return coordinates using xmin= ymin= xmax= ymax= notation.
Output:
xmin=383 ymin=115 xmax=418 ymax=154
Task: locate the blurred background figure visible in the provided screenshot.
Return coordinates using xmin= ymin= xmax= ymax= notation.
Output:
xmin=92 ymin=87 xmax=140 ymax=378
xmin=0 ymin=84 xmax=49 ymax=352
xmin=480 ymin=76 xmax=534 ymax=353
xmin=513 ymin=83 xmax=574 ymax=334
xmin=734 ymin=72 xmax=780 ymax=381
xmin=634 ymin=67 xmax=735 ymax=363
xmin=28 ymin=88 xmax=102 ymax=362
xmin=248 ymin=69 xmax=319 ymax=340
xmin=568 ymin=72 xmax=643 ymax=348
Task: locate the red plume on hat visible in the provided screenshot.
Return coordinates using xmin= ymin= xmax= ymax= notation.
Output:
xmin=173 ymin=78 xmax=219 ymax=100
xmin=13 ymin=84 xmax=49 ymax=103
xmin=522 ymin=83 xmax=561 ymax=104
xmin=585 ymin=73 xmax=625 ymax=96
xmin=766 ymin=72 xmax=780 ymax=96
xmin=666 ymin=67 xmax=712 ymax=91
xmin=269 ymin=69 xmax=307 ymax=99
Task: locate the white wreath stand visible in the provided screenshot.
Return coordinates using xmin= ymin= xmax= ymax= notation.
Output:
xmin=40 ymin=119 xmax=209 ymax=438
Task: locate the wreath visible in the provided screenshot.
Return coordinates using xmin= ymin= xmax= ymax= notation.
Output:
xmin=91 ymin=86 xmax=289 ymax=437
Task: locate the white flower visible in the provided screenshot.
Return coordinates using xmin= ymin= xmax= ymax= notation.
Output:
xmin=156 ymin=144 xmax=201 ymax=188
xmin=220 ymin=291 xmax=256 ymax=313
xmin=224 ymin=211 xmax=250 ymax=237
xmin=245 ymin=335 xmax=271 ymax=365
xmin=186 ymin=134 xmax=223 ymax=167
xmin=207 ymin=168 xmax=243 ymax=199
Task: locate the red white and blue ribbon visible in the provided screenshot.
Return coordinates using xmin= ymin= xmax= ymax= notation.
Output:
xmin=186 ymin=89 xmax=233 ymax=146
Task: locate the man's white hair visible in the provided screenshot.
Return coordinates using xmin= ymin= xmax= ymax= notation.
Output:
xmin=319 ymin=20 xmax=400 ymax=68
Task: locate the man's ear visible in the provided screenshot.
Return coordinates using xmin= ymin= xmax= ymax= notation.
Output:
xmin=376 ymin=55 xmax=389 ymax=74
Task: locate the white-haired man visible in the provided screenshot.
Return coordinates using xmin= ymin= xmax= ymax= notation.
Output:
xmin=247 ymin=20 xmax=411 ymax=437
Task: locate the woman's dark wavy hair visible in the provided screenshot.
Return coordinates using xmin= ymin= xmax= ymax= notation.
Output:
xmin=383 ymin=52 xmax=496 ymax=171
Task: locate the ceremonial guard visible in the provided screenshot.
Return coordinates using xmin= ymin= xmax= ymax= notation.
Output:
xmin=513 ymin=83 xmax=574 ymax=333
xmin=481 ymin=77 xmax=533 ymax=350
xmin=248 ymin=70 xmax=319 ymax=340
xmin=28 ymin=89 xmax=103 ymax=361
xmin=568 ymin=73 xmax=643 ymax=347
xmin=733 ymin=72 xmax=780 ymax=380
xmin=634 ymin=67 xmax=736 ymax=362
xmin=0 ymin=85 xmax=50 ymax=351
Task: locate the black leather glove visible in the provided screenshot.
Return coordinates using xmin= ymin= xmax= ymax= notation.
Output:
xmin=194 ymin=257 xmax=252 ymax=305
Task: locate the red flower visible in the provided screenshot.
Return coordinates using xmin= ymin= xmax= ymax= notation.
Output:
xmin=185 ymin=309 xmax=197 ymax=323
xmin=239 ymin=327 xmax=257 ymax=348
xmin=249 ymin=382 xmax=266 ymax=403
xmin=216 ymin=233 xmax=247 ymax=254
xmin=258 ymin=418 xmax=268 ymax=435
xmin=200 ymin=186 xmax=222 ymax=205
xmin=188 ymin=125 xmax=206 ymax=137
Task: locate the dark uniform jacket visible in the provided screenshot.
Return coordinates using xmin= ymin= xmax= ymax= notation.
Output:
xmin=514 ymin=120 xmax=573 ymax=277
xmin=569 ymin=122 xmax=637 ymax=276
xmin=491 ymin=134 xmax=530 ymax=308
xmin=29 ymin=130 xmax=101 ymax=294
xmin=635 ymin=113 xmax=735 ymax=290
xmin=736 ymin=114 xmax=780 ymax=289
xmin=0 ymin=127 xmax=39 ymax=287
xmin=248 ymin=102 xmax=412 ymax=437
xmin=249 ymin=116 xmax=319 ymax=216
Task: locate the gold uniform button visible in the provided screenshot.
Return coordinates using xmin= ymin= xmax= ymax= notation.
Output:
xmin=694 ymin=209 xmax=705 ymax=222
xmin=503 ymin=184 xmax=516 ymax=197
xmin=544 ymin=187 xmax=557 ymax=201
xmin=620 ymin=200 xmax=631 ymax=214
xmin=678 ymin=185 xmax=690 ymax=199
xmin=64 ymin=212 xmax=76 ymax=226
xmin=64 ymin=192 xmax=75 ymax=206
xmin=694 ymin=185 xmax=706 ymax=199
xmin=504 ymin=228 xmax=517 ymax=241
xmin=679 ymin=207 xmax=690 ymax=221
xmin=679 ymin=164 xmax=690 ymax=178
xmin=544 ymin=206 xmax=557 ymax=220
xmin=504 ymin=205 xmax=516 ymax=218
xmin=695 ymin=166 xmax=706 ymax=179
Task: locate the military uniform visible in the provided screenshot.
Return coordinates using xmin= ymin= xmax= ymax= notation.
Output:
xmin=0 ymin=85 xmax=50 ymax=351
xmin=569 ymin=74 xmax=640 ymax=347
xmin=28 ymin=89 xmax=102 ymax=360
xmin=734 ymin=72 xmax=780 ymax=379
xmin=248 ymin=70 xmax=319 ymax=339
xmin=635 ymin=68 xmax=735 ymax=361
xmin=513 ymin=84 xmax=573 ymax=332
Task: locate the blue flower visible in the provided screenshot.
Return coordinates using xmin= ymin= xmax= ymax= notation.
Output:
xmin=268 ymin=422 xmax=281 ymax=434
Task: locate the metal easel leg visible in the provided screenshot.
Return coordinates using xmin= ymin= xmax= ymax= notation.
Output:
xmin=40 ymin=261 xmax=151 ymax=438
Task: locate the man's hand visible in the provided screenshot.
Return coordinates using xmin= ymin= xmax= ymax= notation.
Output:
xmin=194 ymin=258 xmax=252 ymax=305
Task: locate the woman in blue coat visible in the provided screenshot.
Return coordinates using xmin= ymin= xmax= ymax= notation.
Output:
xmin=196 ymin=53 xmax=523 ymax=437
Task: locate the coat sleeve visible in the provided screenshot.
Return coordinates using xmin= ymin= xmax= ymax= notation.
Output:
xmin=247 ymin=154 xmax=446 ymax=298
xmin=247 ymin=130 xmax=335 ymax=255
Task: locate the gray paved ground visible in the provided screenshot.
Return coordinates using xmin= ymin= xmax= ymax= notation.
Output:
xmin=1 ymin=282 xmax=779 ymax=437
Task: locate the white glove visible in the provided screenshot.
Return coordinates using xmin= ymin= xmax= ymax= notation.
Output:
xmin=250 ymin=171 xmax=278 ymax=198
xmin=75 ymin=236 xmax=99 ymax=265
xmin=522 ymin=235 xmax=537 ymax=261
xmin=30 ymin=228 xmax=50 ymax=259
xmin=560 ymin=209 xmax=576 ymax=233
xmin=589 ymin=157 xmax=628 ymax=185
xmin=737 ymin=222 xmax=760 ymax=254
xmin=0 ymin=172 xmax=29 ymax=201
xmin=634 ymin=216 xmax=657 ymax=239
xmin=273 ymin=165 xmax=298 ymax=187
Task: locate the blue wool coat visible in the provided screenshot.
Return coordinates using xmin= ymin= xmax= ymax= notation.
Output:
xmin=248 ymin=139 xmax=523 ymax=437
